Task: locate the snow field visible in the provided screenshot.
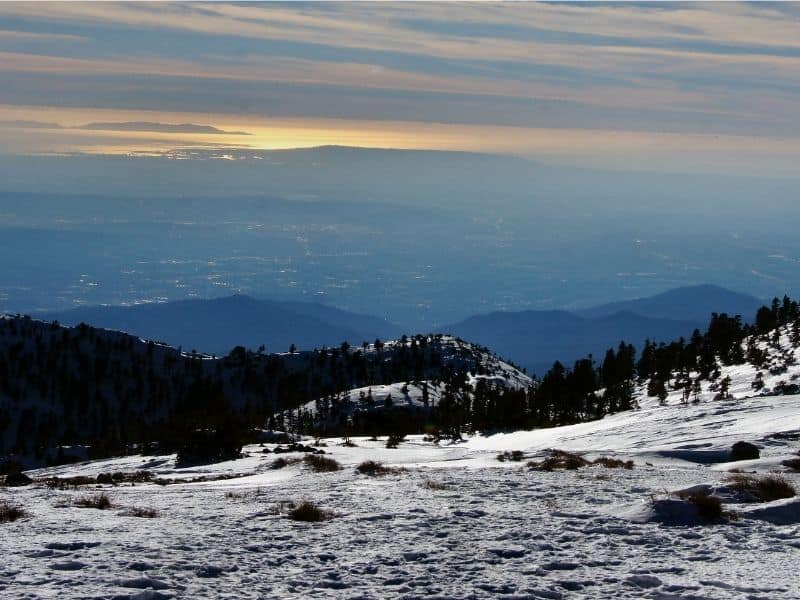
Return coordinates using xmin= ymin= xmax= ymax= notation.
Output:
xmin=2 ymin=401 xmax=799 ymax=600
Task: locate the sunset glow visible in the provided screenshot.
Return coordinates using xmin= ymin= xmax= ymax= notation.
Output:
xmin=0 ymin=2 xmax=799 ymax=176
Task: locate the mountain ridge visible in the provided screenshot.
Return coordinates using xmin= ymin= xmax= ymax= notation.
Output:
xmin=441 ymin=285 xmax=764 ymax=374
xmin=576 ymin=284 xmax=762 ymax=322
xmin=35 ymin=284 xmax=766 ymax=375
xmin=39 ymin=295 xmax=403 ymax=356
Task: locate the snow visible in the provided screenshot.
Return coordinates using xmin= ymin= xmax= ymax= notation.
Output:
xmin=466 ymin=392 xmax=800 ymax=464
xmin=3 ymin=386 xmax=800 ymax=599
xmin=736 ymin=497 xmax=800 ymax=525
xmin=288 ymin=338 xmax=532 ymax=428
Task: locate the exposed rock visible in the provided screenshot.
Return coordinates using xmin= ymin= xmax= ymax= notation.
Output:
xmin=730 ymin=441 xmax=760 ymax=461
xmin=272 ymin=443 xmax=325 ymax=455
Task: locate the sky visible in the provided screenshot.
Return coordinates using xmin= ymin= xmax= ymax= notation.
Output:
xmin=1 ymin=2 xmax=800 ymax=176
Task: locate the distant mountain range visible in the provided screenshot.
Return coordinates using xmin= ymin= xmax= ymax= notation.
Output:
xmin=33 ymin=284 xmax=765 ymax=374
xmin=443 ymin=285 xmax=763 ymax=374
xmin=574 ymin=284 xmax=762 ymax=323
xmin=39 ymin=295 xmax=403 ymax=356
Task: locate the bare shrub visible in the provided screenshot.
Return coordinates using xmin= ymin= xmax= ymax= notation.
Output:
xmin=497 ymin=450 xmax=525 ymax=462
xmin=675 ymin=491 xmax=724 ymax=522
xmin=593 ymin=457 xmax=634 ymax=469
xmin=96 ymin=471 xmax=153 ymax=485
xmin=74 ymin=493 xmax=112 ymax=509
xmin=385 ymin=434 xmax=406 ymax=449
xmin=355 ymin=460 xmax=398 ymax=476
xmin=153 ymin=472 xmax=239 ymax=486
xmin=0 ymin=501 xmax=28 ymax=523
xmin=42 ymin=476 xmax=97 ymax=490
xmin=728 ymin=474 xmax=796 ymax=502
xmin=270 ymin=456 xmax=302 ymax=470
xmin=303 ymin=454 xmax=342 ymax=473
xmin=529 ymin=450 xmax=590 ymax=471
xmin=288 ymin=501 xmax=332 ymax=522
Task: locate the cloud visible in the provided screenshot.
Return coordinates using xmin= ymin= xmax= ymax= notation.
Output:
xmin=0 ymin=29 xmax=84 ymax=43
xmin=0 ymin=115 xmax=252 ymax=136
xmin=80 ymin=121 xmax=251 ymax=135
xmin=0 ymin=119 xmax=63 ymax=129
xmin=0 ymin=1 xmax=798 ymax=177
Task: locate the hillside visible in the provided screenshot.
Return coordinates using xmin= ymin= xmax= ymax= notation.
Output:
xmin=285 ymin=345 xmax=531 ymax=436
xmin=4 ymin=293 xmax=798 ymax=461
xmin=39 ymin=295 xmax=402 ymax=356
xmin=576 ymin=284 xmax=763 ymax=322
xmin=1 ymin=372 xmax=798 ymax=598
xmin=442 ymin=285 xmax=763 ymax=375
xmin=443 ymin=308 xmax=699 ymax=375
xmin=0 ymin=316 xmax=525 ymax=460
xmin=3 ymin=298 xmax=800 ymax=599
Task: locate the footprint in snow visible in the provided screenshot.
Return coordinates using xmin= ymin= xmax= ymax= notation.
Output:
xmin=625 ymin=574 xmax=663 ymax=588
xmin=46 ymin=541 xmax=101 ymax=551
xmin=49 ymin=560 xmax=86 ymax=571
xmin=487 ymin=545 xmax=527 ymax=558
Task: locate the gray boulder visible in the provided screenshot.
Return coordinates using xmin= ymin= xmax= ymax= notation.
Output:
xmin=730 ymin=441 xmax=760 ymax=461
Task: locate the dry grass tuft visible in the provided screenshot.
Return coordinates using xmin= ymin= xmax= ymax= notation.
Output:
xmin=0 ymin=501 xmax=28 ymax=523
xmin=270 ymin=456 xmax=302 ymax=470
xmin=122 ymin=506 xmax=159 ymax=518
xmin=73 ymin=493 xmax=112 ymax=509
xmin=355 ymin=460 xmax=405 ymax=476
xmin=593 ymin=457 xmax=634 ymax=470
xmin=41 ymin=475 xmax=97 ymax=490
xmin=497 ymin=450 xmax=525 ymax=462
xmin=385 ymin=434 xmax=406 ymax=449
xmin=727 ymin=474 xmax=796 ymax=502
xmin=528 ymin=450 xmax=634 ymax=471
xmin=96 ymin=471 xmax=153 ymax=485
xmin=675 ymin=491 xmax=724 ymax=521
xmin=529 ymin=450 xmax=590 ymax=471
xmin=288 ymin=500 xmax=332 ymax=522
xmin=303 ymin=455 xmax=342 ymax=473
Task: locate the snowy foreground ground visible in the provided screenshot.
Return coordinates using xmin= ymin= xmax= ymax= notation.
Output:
xmin=3 ymin=394 xmax=800 ymax=599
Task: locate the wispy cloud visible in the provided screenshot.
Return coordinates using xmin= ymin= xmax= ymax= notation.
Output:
xmin=0 ymin=115 xmax=252 ymax=135
xmin=0 ymin=2 xmax=797 ymax=176
xmin=0 ymin=119 xmax=63 ymax=129
xmin=80 ymin=122 xmax=251 ymax=135
xmin=0 ymin=28 xmax=85 ymax=43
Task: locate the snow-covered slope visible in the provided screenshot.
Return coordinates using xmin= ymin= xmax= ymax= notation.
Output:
xmin=2 ymin=382 xmax=799 ymax=599
xmin=4 ymin=313 xmax=800 ymax=598
xmin=466 ymin=392 xmax=800 ymax=465
xmin=639 ymin=324 xmax=800 ymax=406
xmin=1 ymin=316 xmax=526 ymax=457
xmin=290 ymin=336 xmax=531 ymax=424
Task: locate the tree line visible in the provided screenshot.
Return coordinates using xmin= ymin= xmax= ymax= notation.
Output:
xmin=2 ymin=294 xmax=798 ymax=462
